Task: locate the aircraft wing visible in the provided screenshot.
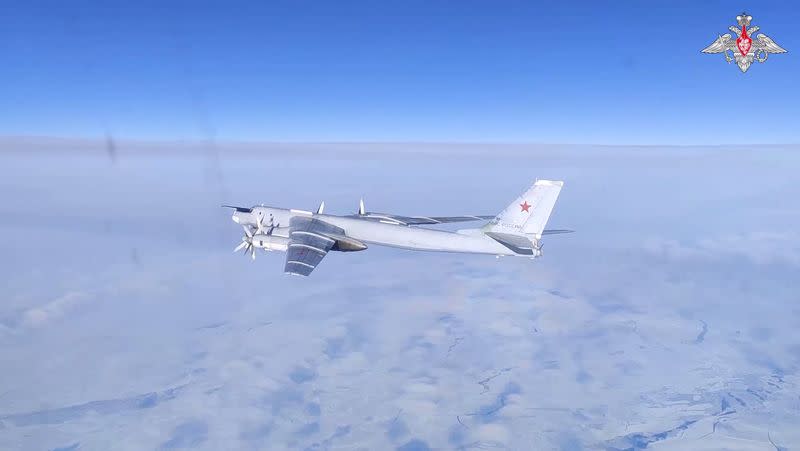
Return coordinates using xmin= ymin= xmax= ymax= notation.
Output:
xmin=353 ymin=213 xmax=495 ymax=226
xmin=284 ymin=216 xmax=342 ymax=276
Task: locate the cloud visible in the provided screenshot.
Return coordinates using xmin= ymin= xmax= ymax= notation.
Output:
xmin=20 ymin=291 xmax=91 ymax=329
xmin=2 ymin=143 xmax=800 ymax=450
xmin=160 ymin=420 xmax=208 ymax=449
xmin=643 ymin=232 xmax=800 ymax=266
xmin=473 ymin=423 xmax=510 ymax=445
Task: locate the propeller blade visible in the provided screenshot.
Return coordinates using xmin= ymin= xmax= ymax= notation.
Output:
xmin=251 ymin=246 xmax=256 ymax=260
xmin=255 ymin=213 xmax=264 ymax=234
xmin=242 ymin=225 xmax=253 ymax=238
xmin=234 ymin=241 xmax=248 ymax=253
xmin=317 ymin=201 xmax=325 ymax=214
xmin=358 ymin=198 xmax=366 ymax=215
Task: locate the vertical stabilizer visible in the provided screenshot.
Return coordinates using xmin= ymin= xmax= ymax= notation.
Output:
xmin=522 ymin=180 xmax=563 ymax=237
xmin=485 ymin=180 xmax=563 ymax=238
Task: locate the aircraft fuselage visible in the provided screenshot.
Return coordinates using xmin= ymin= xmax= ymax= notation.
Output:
xmin=232 ymin=206 xmax=515 ymax=256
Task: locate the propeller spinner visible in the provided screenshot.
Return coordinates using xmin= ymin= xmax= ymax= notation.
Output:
xmin=232 ymin=213 xmax=287 ymax=260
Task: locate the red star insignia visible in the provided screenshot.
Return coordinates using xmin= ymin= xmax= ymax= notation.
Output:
xmin=520 ymin=201 xmax=531 ymax=213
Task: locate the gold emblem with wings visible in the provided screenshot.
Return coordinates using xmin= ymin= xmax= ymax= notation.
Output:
xmin=702 ymin=13 xmax=787 ymax=73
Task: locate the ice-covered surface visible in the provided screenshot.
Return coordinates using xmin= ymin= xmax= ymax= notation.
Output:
xmin=1 ymin=139 xmax=798 ymax=450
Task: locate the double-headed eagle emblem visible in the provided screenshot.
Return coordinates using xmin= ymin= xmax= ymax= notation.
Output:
xmin=702 ymin=13 xmax=786 ymax=73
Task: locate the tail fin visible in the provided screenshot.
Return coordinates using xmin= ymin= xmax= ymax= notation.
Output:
xmin=485 ymin=180 xmax=564 ymax=238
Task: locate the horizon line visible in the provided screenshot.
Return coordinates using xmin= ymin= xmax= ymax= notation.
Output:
xmin=1 ymin=134 xmax=799 ymax=149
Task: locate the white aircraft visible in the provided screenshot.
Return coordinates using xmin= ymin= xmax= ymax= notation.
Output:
xmin=224 ymin=180 xmax=569 ymax=276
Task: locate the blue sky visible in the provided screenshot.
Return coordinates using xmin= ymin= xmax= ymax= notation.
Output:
xmin=1 ymin=0 xmax=798 ymax=143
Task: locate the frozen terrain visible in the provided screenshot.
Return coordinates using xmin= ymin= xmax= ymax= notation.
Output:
xmin=1 ymin=138 xmax=798 ymax=450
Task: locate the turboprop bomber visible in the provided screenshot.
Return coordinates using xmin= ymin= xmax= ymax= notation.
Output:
xmin=224 ymin=180 xmax=570 ymax=276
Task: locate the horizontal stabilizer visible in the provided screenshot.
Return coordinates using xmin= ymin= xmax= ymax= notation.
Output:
xmin=485 ymin=231 xmax=537 ymax=255
xmin=541 ymin=229 xmax=574 ymax=235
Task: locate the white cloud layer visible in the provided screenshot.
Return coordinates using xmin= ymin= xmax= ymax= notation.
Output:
xmin=1 ymin=142 xmax=798 ymax=450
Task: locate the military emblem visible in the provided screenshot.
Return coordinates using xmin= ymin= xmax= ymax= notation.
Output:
xmin=702 ymin=13 xmax=787 ymax=73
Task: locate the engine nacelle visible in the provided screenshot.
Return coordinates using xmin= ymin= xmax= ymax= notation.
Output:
xmin=330 ymin=235 xmax=368 ymax=252
xmin=251 ymin=234 xmax=289 ymax=252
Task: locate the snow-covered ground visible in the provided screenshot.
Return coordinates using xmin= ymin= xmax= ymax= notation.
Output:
xmin=1 ymin=140 xmax=798 ymax=450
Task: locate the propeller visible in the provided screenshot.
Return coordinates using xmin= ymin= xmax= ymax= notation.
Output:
xmin=232 ymin=213 xmax=277 ymax=261
xmin=254 ymin=209 xmax=278 ymax=235
xmin=233 ymin=225 xmax=258 ymax=260
xmin=233 ymin=225 xmax=256 ymax=260
xmin=255 ymin=211 xmax=265 ymax=234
